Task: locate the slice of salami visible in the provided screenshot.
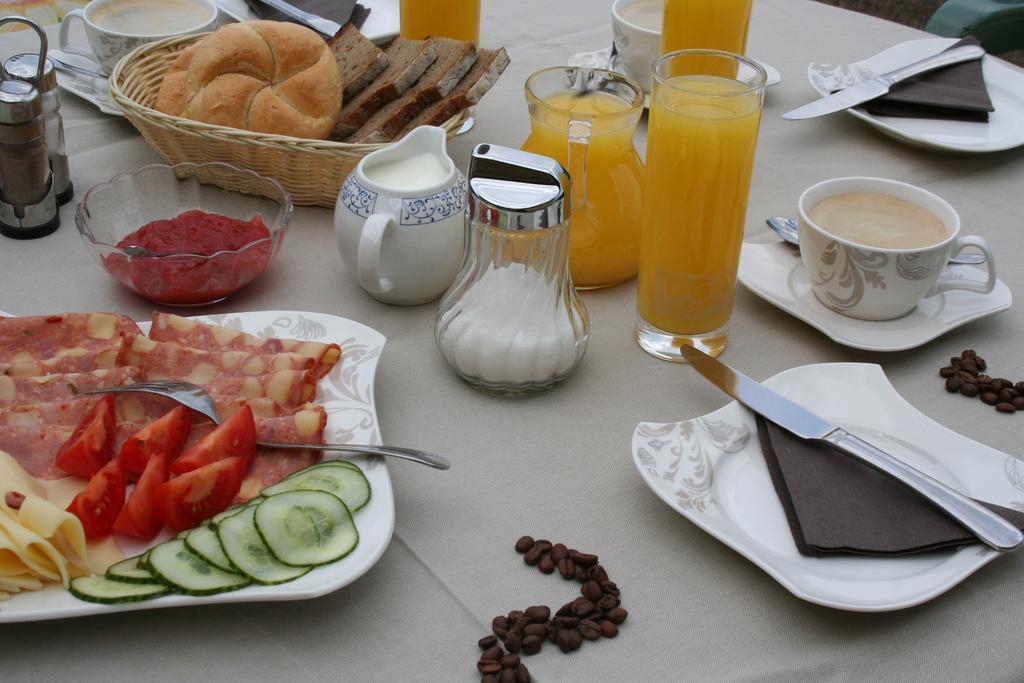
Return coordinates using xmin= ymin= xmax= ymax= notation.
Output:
xmin=0 ymin=367 xmax=141 ymax=406
xmin=194 ymin=370 xmax=316 ymax=408
xmin=0 ymin=338 xmax=124 ymax=378
xmin=149 ymin=312 xmax=341 ymax=379
xmin=235 ymin=447 xmax=320 ymax=503
xmin=121 ymin=335 xmax=316 ymax=381
xmin=0 ymin=312 xmax=138 ymax=363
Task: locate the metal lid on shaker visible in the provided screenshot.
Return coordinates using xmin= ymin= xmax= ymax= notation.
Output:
xmin=0 ymin=79 xmax=42 ymax=126
xmin=467 ymin=143 xmax=571 ymax=231
xmin=4 ymin=54 xmax=56 ymax=93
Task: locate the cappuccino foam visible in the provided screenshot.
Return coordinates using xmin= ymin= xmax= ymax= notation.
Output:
xmin=809 ymin=192 xmax=948 ymax=249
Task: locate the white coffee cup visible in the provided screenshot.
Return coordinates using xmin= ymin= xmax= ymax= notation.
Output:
xmin=59 ymin=0 xmax=218 ymax=75
xmin=335 ymin=126 xmax=466 ymax=307
xmin=612 ymin=0 xmax=663 ymax=93
xmin=798 ymin=177 xmax=997 ymax=321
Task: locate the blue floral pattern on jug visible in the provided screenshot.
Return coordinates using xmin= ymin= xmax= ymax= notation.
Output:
xmin=341 ymin=175 xmax=378 ymax=218
xmin=400 ymin=172 xmax=467 ymax=226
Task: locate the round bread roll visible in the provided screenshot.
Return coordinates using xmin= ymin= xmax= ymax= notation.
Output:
xmin=155 ymin=21 xmax=342 ymax=140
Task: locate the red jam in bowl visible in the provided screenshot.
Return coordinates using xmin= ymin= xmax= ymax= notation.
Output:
xmin=103 ymin=210 xmax=273 ymax=305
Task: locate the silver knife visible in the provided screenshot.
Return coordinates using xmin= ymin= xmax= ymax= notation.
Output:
xmin=680 ymin=345 xmax=1023 ymax=552
xmin=251 ymin=0 xmax=341 ymax=37
xmin=782 ymin=43 xmax=986 ymax=120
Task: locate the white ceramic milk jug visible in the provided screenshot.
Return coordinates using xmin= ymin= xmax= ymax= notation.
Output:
xmin=335 ymin=126 xmax=466 ymax=306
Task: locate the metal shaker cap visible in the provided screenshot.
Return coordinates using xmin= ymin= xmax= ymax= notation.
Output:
xmin=5 ymin=54 xmax=56 ymax=92
xmin=0 ymin=80 xmax=42 ymax=125
xmin=467 ymin=143 xmax=571 ymax=231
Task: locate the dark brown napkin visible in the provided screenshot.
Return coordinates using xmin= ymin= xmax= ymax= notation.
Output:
xmin=243 ymin=0 xmax=369 ymax=32
xmin=857 ymin=37 xmax=993 ymax=122
xmin=756 ymin=416 xmax=1024 ymax=556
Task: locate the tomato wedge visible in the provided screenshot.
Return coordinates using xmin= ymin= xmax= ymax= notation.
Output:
xmin=113 ymin=451 xmax=168 ymax=540
xmin=55 ymin=394 xmax=116 ymax=479
xmin=119 ymin=406 xmax=192 ymax=479
xmin=154 ymin=456 xmax=246 ymax=532
xmin=170 ymin=405 xmax=255 ymax=475
xmin=66 ymin=457 xmax=126 ymax=539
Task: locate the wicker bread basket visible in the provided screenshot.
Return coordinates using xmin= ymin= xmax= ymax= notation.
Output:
xmin=108 ymin=33 xmax=469 ymax=207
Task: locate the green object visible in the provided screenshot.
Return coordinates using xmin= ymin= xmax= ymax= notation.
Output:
xmin=147 ymin=539 xmax=251 ymax=595
xmin=184 ymin=524 xmax=238 ymax=573
xmin=105 ymin=555 xmax=158 ymax=585
xmin=261 ymin=461 xmax=371 ymax=512
xmin=217 ymin=505 xmax=312 ymax=584
xmin=69 ymin=575 xmax=170 ymax=604
xmin=255 ymin=491 xmax=359 ymax=567
xmin=927 ymin=0 xmax=1024 ymax=54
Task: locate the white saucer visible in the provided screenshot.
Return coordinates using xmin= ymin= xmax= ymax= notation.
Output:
xmin=632 ymin=362 xmax=1024 ymax=612
xmin=737 ymin=238 xmax=1012 ymax=352
xmin=807 ymin=38 xmax=1024 ymax=154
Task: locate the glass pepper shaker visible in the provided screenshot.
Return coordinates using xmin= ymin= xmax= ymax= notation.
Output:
xmin=435 ymin=143 xmax=589 ymax=396
xmin=6 ymin=50 xmax=72 ymax=205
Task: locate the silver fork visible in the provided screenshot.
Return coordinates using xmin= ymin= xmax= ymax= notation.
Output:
xmin=85 ymin=381 xmax=450 ymax=470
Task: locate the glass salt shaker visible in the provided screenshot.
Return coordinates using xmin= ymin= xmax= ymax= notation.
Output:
xmin=6 ymin=51 xmax=72 ymax=205
xmin=435 ymin=143 xmax=589 ymax=396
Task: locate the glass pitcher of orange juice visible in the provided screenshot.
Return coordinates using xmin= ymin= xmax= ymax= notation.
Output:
xmin=521 ymin=67 xmax=645 ymax=289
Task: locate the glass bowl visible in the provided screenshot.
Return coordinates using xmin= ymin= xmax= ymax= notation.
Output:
xmin=76 ymin=162 xmax=292 ymax=306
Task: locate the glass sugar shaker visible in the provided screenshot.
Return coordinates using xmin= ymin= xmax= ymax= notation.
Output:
xmin=0 ymin=76 xmax=58 ymax=239
xmin=6 ymin=50 xmax=72 ymax=205
xmin=435 ymin=143 xmax=589 ymax=396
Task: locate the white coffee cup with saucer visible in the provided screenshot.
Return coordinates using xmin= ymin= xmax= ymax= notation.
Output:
xmin=59 ymin=0 xmax=218 ymax=75
xmin=335 ymin=126 xmax=467 ymax=306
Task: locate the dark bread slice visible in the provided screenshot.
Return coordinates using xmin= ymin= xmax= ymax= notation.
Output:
xmin=331 ymin=37 xmax=438 ymax=139
xmin=393 ymin=47 xmax=510 ymax=137
xmin=327 ymin=22 xmax=389 ymax=100
xmin=346 ymin=37 xmax=477 ymax=143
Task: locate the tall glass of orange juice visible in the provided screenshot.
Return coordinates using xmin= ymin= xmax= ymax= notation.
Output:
xmin=400 ymin=0 xmax=481 ymax=43
xmin=521 ymin=67 xmax=645 ymax=288
xmin=661 ymin=0 xmax=753 ymax=54
xmin=636 ymin=50 xmax=765 ymax=360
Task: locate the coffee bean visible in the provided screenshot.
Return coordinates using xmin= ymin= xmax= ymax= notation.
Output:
xmin=578 ymin=618 xmax=601 ymax=640
xmin=589 ymin=565 xmax=609 ymax=582
xmin=579 ymin=580 xmax=601 ymax=602
xmin=570 ymin=551 xmax=599 ymax=567
xmin=482 ymin=645 xmax=503 ymax=661
xmin=515 ymin=664 xmax=530 ymax=683
xmin=523 ymin=546 xmax=543 ymax=566
xmin=521 ymin=635 xmax=542 ymax=655
xmin=945 ymin=377 xmax=962 ymax=392
xmin=997 ymin=402 xmax=1016 ymax=414
xmin=553 ymin=615 xmax=579 ymax=629
xmin=558 ymin=558 xmax=575 ymax=579
xmin=514 ymin=536 xmax=535 ymax=554
xmin=597 ymin=594 xmax=619 ymax=611
xmin=998 ymin=388 xmax=1015 ymax=402
xmin=601 ymin=620 xmax=619 ymax=638
xmin=976 ymin=357 xmax=987 ymax=371
xmin=482 ymin=674 xmax=499 ymax=683
xmin=494 ymin=627 xmax=508 ymax=639
xmin=525 ymin=605 xmax=550 ymax=623
xmin=499 ymin=668 xmax=516 ymax=683
xmin=1016 ymin=382 xmax=1024 ymax=394
xmin=523 ymin=623 xmax=548 ymax=638
xmin=574 ymin=566 xmax=588 ymax=582
xmin=606 ymin=607 xmax=628 ymax=624
xmin=1013 ymin=397 xmax=1024 ymax=410
xmin=996 ymin=378 xmax=1012 ymax=388
xmin=547 ymin=622 xmax=558 ymax=643
xmin=504 ymin=632 xmax=522 ymax=654
xmin=555 ymin=603 xmax=574 ymax=618
xmin=479 ymin=660 xmax=502 ymax=675
xmin=479 ymin=635 xmax=498 ymax=650
xmin=534 ymin=540 xmax=552 ymax=553
xmin=500 ymin=654 xmax=521 ymax=669
xmin=950 ymin=356 xmax=963 ymax=366
xmin=550 ymin=543 xmax=568 ymax=563
xmin=961 ymin=349 xmax=976 ymax=360
xmin=556 ymin=628 xmax=583 ymax=653
xmin=573 ymin=602 xmax=598 ymax=618
xmin=960 ymin=362 xmax=979 ymax=375
xmin=511 ymin=616 xmax=530 ymax=633
xmin=978 ymin=374 xmax=993 ymax=384
xmin=981 ymin=392 xmax=999 ymax=406
xmin=939 ymin=366 xmax=957 ymax=378
xmin=959 ymin=383 xmax=979 ymax=397
xmin=538 ymin=556 xmax=555 ymax=574
xmin=493 ymin=616 xmax=509 ymax=631
xmin=508 ymin=610 xmax=524 ymax=622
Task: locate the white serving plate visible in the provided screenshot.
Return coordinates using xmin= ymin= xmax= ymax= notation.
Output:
xmin=0 ymin=310 xmax=394 ymax=623
xmin=737 ymin=239 xmax=1012 ymax=352
xmin=632 ymin=362 xmax=1024 ymax=612
xmin=807 ymin=38 xmax=1024 ymax=153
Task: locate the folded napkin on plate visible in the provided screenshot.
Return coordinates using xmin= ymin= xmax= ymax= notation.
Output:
xmin=243 ymin=0 xmax=369 ymax=31
xmin=858 ymin=37 xmax=993 ymax=123
xmin=756 ymin=416 xmax=1024 ymax=556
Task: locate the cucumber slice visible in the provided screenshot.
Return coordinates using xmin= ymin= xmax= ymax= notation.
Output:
xmin=255 ymin=491 xmax=359 ymax=567
xmin=70 ymin=575 xmax=169 ymax=604
xmin=261 ymin=462 xmax=371 ymax=512
xmin=147 ymin=539 xmax=251 ymax=596
xmin=184 ymin=524 xmax=237 ymax=573
xmin=210 ymin=497 xmax=261 ymax=527
xmin=105 ymin=555 xmax=157 ymax=584
xmin=217 ymin=506 xmax=311 ymax=585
